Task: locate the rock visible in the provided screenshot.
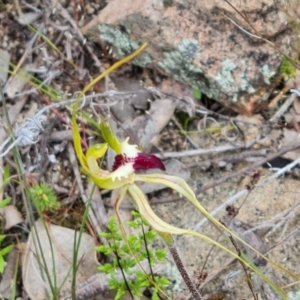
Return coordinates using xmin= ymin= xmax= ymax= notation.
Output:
xmin=83 ymin=0 xmax=295 ymax=115
xmin=109 ymin=78 xmax=152 ymax=123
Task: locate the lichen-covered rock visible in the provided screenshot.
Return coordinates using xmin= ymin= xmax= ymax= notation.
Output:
xmin=83 ymin=0 xmax=295 ymax=115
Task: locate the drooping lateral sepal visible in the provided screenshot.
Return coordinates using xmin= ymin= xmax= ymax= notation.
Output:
xmin=127 ymin=184 xmax=186 ymax=235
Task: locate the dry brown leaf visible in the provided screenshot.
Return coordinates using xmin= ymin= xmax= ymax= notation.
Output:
xmin=22 ymin=219 xmax=100 ymax=300
xmin=0 ymin=205 xmax=23 ymax=230
xmin=17 ymin=12 xmax=42 ymax=25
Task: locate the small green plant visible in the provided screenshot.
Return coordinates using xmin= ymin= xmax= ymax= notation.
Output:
xmin=2 ymin=165 xmax=11 ymax=188
xmin=175 ymin=111 xmax=191 ymax=131
xmin=29 ymin=182 xmax=60 ymax=212
xmin=191 ymin=86 xmax=202 ymax=100
xmin=95 ymin=212 xmax=169 ymax=300
xmin=0 ymin=197 xmax=13 ymax=274
xmin=281 ymin=56 xmax=297 ymax=78
xmin=0 ymin=234 xmax=13 ymax=274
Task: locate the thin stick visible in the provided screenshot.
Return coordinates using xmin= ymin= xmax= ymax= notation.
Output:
xmin=171 ymin=116 xmax=199 ymax=149
xmin=154 ymin=144 xmax=244 ymax=159
xmin=168 ymin=244 xmax=203 ymax=300
xmin=269 ymin=86 xmax=300 ymax=122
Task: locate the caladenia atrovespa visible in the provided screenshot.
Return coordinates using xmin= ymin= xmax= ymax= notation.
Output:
xmin=71 ymin=44 xmax=298 ymax=299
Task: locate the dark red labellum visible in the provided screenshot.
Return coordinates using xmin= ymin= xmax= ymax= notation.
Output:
xmin=133 ymin=153 xmax=166 ymax=171
xmin=112 ymin=154 xmax=132 ymax=171
xmin=112 ymin=153 xmax=166 ymax=172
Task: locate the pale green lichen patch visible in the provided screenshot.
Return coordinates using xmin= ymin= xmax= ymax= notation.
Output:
xmin=158 ymin=38 xmax=203 ymax=85
xmin=240 ymin=78 xmax=255 ymax=94
xmin=98 ymin=24 xmax=152 ymax=67
xmin=259 ymin=64 xmax=276 ymax=84
xmin=213 ymin=58 xmax=256 ymax=102
xmin=239 ymin=60 xmax=255 ymax=94
xmin=178 ymin=38 xmax=201 ymax=58
xmin=288 ymin=290 xmax=300 ymax=300
xmin=162 ymin=263 xmax=183 ymax=294
xmin=215 ymin=58 xmax=237 ymax=94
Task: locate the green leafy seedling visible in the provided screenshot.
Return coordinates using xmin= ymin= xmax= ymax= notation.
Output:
xmin=0 ymin=197 xmax=11 ymax=209
xmin=0 ymin=235 xmax=13 ymax=273
xmin=281 ymin=56 xmax=296 ymax=78
xmin=29 ymin=182 xmax=60 ymax=212
xmin=95 ymin=213 xmax=170 ymax=300
xmin=0 ymin=197 xmax=13 ymax=274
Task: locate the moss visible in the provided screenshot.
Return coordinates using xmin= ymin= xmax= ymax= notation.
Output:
xmin=280 ymin=56 xmax=296 ymax=78
xmin=98 ymin=24 xmax=152 ymax=67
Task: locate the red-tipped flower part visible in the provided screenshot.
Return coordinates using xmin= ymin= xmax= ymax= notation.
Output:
xmin=133 ymin=153 xmax=166 ymax=171
xmin=112 ymin=153 xmax=166 ymax=172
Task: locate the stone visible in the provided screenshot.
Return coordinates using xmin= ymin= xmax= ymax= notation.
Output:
xmin=82 ymin=0 xmax=296 ymax=115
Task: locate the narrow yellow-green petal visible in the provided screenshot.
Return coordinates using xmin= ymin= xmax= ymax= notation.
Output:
xmin=128 ymin=182 xmax=287 ymax=299
xmin=157 ymin=232 xmax=174 ymax=247
xmin=99 ymin=118 xmax=122 ymax=153
xmin=114 ymin=186 xmax=128 ymax=212
xmin=114 ymin=186 xmax=172 ymax=300
xmin=72 ymin=116 xmax=134 ymax=189
xmin=136 ymin=174 xmax=300 ymax=281
xmin=71 ymin=114 xmax=128 ymax=189
xmin=86 ymin=143 xmax=108 ymax=174
xmin=186 ymin=230 xmax=287 ymax=299
xmin=72 ymin=103 xmax=88 ymax=170
xmin=81 ymin=43 xmax=148 ymax=152
xmin=127 ymin=184 xmax=186 ymax=235
xmin=80 ymin=43 xmax=147 ymax=96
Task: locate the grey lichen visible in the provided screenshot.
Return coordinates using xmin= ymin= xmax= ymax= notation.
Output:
xmin=259 ymin=64 xmax=276 ymax=84
xmin=162 ymin=262 xmax=183 ymax=294
xmin=98 ymin=24 xmax=152 ymax=67
xmin=158 ymin=38 xmax=203 ymax=85
xmin=178 ymin=38 xmax=201 ymax=59
xmin=97 ymin=25 xmax=265 ymax=104
xmin=240 ymin=78 xmax=255 ymax=94
xmin=239 ymin=60 xmax=255 ymax=94
xmin=215 ymin=58 xmax=237 ymax=94
xmin=213 ymin=58 xmax=257 ymax=102
xmin=288 ymin=290 xmax=300 ymax=300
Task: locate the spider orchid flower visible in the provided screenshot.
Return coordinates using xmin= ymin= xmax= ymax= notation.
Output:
xmin=72 ymin=113 xmax=165 ymax=189
xmin=72 ymin=110 xmax=209 ymax=236
xmin=70 ymin=42 xmax=294 ymax=298
xmin=71 ymin=112 xmax=291 ymax=299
